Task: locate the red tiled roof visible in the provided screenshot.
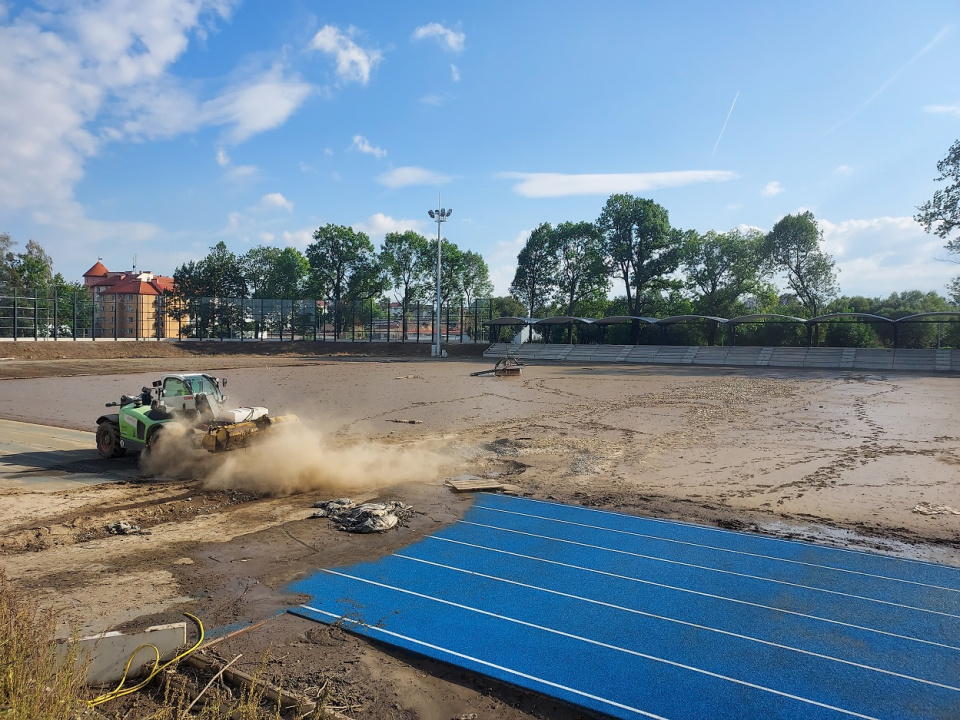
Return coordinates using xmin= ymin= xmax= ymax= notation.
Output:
xmin=83 ymin=261 xmax=109 ymax=277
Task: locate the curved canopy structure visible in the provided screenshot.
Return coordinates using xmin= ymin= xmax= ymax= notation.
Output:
xmin=483 ymin=316 xmax=533 ymax=326
xmin=591 ymin=315 xmax=659 ymax=326
xmin=727 ymin=313 xmax=808 ymax=325
xmin=657 ymin=315 xmax=728 ymax=326
xmin=533 ymin=316 xmax=594 ymax=325
xmin=894 ymin=311 xmax=960 ymax=323
xmin=809 ymin=313 xmax=893 ymax=324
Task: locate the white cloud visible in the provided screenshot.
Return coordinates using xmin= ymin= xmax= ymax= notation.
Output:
xmin=419 ymin=93 xmax=449 ymax=107
xmin=260 ymin=192 xmax=293 ymax=212
xmin=499 ymin=170 xmax=738 ymax=198
xmin=260 ymin=231 xmax=275 ymax=243
xmin=226 ymin=164 xmax=258 ymax=180
xmin=761 ymin=181 xmax=784 ymax=197
xmin=834 ymin=165 xmax=854 ymax=176
xmin=0 ymin=0 xmax=319 ymax=272
xmin=200 ymin=67 xmax=314 ymax=143
xmin=309 ymin=25 xmax=382 ymax=85
xmin=281 ymin=228 xmax=314 ymax=248
xmin=350 ymin=134 xmax=386 ymax=159
xmin=488 ymin=229 xmax=530 ymax=296
xmin=376 ymin=166 xmax=453 ymax=188
xmin=353 ymin=213 xmax=426 ymax=242
xmin=819 ymin=216 xmax=956 ymax=296
xmin=324 ymin=147 xmax=334 ymax=156
xmin=924 ymin=102 xmax=960 ymax=118
xmin=450 ymin=64 xmax=461 ymax=82
xmin=412 ymin=22 xmax=465 ymax=53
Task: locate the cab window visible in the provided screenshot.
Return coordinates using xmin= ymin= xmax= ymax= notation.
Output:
xmin=163 ymin=378 xmax=186 ymax=396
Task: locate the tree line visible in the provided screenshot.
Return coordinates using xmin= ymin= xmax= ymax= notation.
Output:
xmin=509 ymin=195 xmax=840 ymax=344
xmin=2 ymin=135 xmax=958 ymax=346
xmin=171 ymin=225 xmax=493 ymax=338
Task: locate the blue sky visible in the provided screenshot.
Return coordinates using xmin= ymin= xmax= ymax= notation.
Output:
xmin=1 ymin=0 xmax=959 ymax=298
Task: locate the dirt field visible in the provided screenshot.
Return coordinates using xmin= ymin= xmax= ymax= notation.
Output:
xmin=1 ymin=342 xmax=959 ymax=719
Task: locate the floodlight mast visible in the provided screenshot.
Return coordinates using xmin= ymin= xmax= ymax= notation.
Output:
xmin=429 ymin=197 xmax=451 ymax=357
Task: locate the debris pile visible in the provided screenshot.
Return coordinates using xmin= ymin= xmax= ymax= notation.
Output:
xmin=912 ymin=502 xmax=960 ymax=516
xmin=310 ymin=498 xmax=414 ymax=533
xmin=106 ymin=520 xmax=144 ymax=535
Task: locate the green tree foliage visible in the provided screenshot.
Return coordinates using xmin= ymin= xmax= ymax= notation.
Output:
xmin=0 ymin=235 xmax=55 ymax=294
xmin=381 ymin=230 xmax=429 ymax=305
xmin=170 ymin=241 xmax=247 ymax=337
xmin=380 ymin=230 xmax=428 ymax=338
xmin=682 ymin=228 xmax=768 ymax=344
xmin=915 ymin=139 xmax=960 ymax=243
xmin=510 ymin=223 xmax=558 ymax=318
xmin=597 ymin=194 xmax=684 ymax=342
xmin=764 ymin=211 xmax=838 ymax=318
xmin=240 ymin=246 xmax=282 ymax=298
xmin=553 ymin=221 xmax=608 ymax=315
xmin=915 ymin=140 xmax=960 ymax=303
xmin=460 ymin=250 xmax=494 ymax=306
xmin=173 ymin=241 xmax=247 ymax=298
xmin=417 ymin=237 xmax=464 ymax=309
xmin=306 ymin=224 xmax=378 ymax=338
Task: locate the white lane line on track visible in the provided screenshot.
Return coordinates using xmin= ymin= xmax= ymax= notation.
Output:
xmin=487 ymin=494 xmax=960 ymax=571
xmin=427 ymin=536 xmax=960 ymax=652
xmin=395 ymin=553 xmax=960 ymax=692
xmin=458 ymin=521 xmax=960 ymax=620
xmin=299 ymin=605 xmax=670 ymax=720
xmin=474 ymin=504 xmax=960 ymax=594
xmin=303 ymin=572 xmax=882 ymax=720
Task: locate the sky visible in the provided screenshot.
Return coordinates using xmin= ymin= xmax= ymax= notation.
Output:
xmin=1 ymin=0 xmax=960 ymax=299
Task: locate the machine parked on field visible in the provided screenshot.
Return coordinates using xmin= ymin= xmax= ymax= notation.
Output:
xmin=95 ymin=373 xmax=293 ymax=458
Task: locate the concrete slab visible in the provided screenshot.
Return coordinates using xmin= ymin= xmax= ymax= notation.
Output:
xmin=0 ymin=419 xmax=142 ymax=491
xmin=61 ymin=622 xmax=188 ymax=686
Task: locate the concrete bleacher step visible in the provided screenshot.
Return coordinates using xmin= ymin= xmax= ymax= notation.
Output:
xmin=483 ymin=343 xmax=957 ymax=373
xmin=693 ymin=347 xmax=730 ymax=364
xmin=852 ymin=349 xmax=894 ymax=370
xmin=804 ymin=348 xmax=846 ymax=368
xmin=892 ymin=349 xmax=937 ymax=371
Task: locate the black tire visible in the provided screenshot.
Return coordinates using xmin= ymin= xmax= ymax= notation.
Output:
xmin=144 ymin=426 xmax=164 ymax=455
xmin=96 ymin=422 xmax=126 ymax=458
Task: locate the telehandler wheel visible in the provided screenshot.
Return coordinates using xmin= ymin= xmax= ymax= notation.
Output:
xmin=144 ymin=426 xmax=164 ymax=455
xmin=96 ymin=422 xmax=126 ymax=458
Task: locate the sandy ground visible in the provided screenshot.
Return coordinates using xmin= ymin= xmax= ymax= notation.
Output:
xmin=1 ymin=350 xmax=959 ymax=718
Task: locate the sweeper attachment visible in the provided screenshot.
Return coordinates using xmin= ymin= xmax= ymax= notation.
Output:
xmin=95 ymin=373 xmax=296 ymax=458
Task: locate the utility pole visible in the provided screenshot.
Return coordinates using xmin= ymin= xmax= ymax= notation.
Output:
xmin=427 ymin=196 xmax=452 ymax=358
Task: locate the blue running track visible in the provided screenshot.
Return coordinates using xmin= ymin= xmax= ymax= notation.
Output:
xmin=290 ymin=493 xmax=960 ymax=720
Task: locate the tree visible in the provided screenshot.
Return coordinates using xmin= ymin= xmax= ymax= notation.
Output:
xmin=170 ymin=241 xmax=247 ymax=337
xmin=460 ymin=250 xmax=494 ymax=307
xmin=240 ymin=246 xmax=283 ymax=298
xmin=0 ymin=235 xmax=54 ymax=294
xmin=916 ymin=140 xmax=960 ymax=303
xmin=597 ymin=194 xmax=684 ymax=343
xmin=380 ymin=230 xmax=429 ymax=338
xmin=551 ymin=221 xmax=608 ymax=341
xmin=270 ymin=247 xmax=310 ymax=299
xmin=306 ymin=224 xmax=377 ymax=338
xmin=764 ymin=211 xmax=838 ymax=319
xmin=682 ymin=228 xmax=768 ymax=344
xmin=916 ymin=139 xmax=960 ymax=244
xmin=510 ymin=223 xmax=557 ymax=318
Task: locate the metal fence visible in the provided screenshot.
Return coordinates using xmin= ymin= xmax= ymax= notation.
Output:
xmin=0 ymin=291 xmax=496 ymax=343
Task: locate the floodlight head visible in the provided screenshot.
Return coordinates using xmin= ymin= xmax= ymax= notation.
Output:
xmin=428 ymin=210 xmax=435 ymax=218
xmin=445 ymin=208 xmax=452 ymax=218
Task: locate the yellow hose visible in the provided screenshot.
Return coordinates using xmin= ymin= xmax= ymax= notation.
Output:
xmin=87 ymin=612 xmax=205 ymax=708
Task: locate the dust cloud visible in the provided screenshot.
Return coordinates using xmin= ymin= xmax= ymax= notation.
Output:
xmin=140 ymin=419 xmax=449 ymax=496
